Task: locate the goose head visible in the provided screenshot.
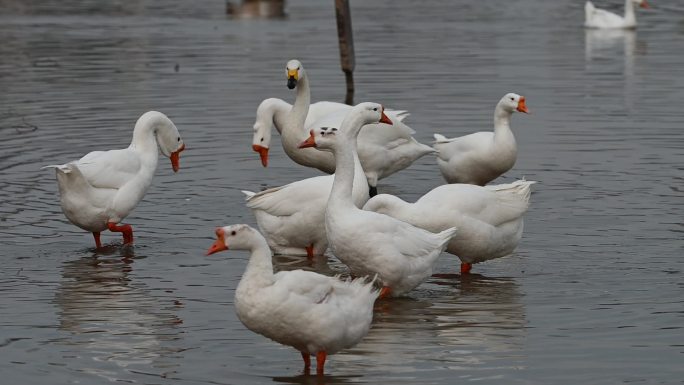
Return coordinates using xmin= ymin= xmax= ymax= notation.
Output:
xmin=206 ymin=224 xmax=256 ymax=255
xmin=634 ymin=0 xmax=649 ymax=8
xmin=297 ymin=102 xmax=392 ymax=150
xmin=251 ymin=99 xmax=275 ymax=167
xmin=157 ymin=122 xmax=185 ymax=173
xmin=137 ymin=111 xmax=186 ymax=172
xmin=286 ymin=59 xmax=304 ymax=90
xmin=498 ymin=93 xmax=529 ymax=114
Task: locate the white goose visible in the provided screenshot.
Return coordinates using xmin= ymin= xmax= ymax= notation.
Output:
xmin=43 ymin=111 xmax=185 ymax=247
xmin=253 ymin=59 xmax=433 ymax=195
xmin=299 ymin=102 xmax=458 ymax=298
xmin=242 ymin=125 xmax=370 ymax=257
xmin=251 ymin=98 xmax=355 ymax=166
xmin=206 ymin=224 xmax=379 ymax=375
xmin=433 ymin=93 xmax=528 ymax=186
xmin=585 ymin=0 xmax=649 ymax=29
xmin=363 ymin=180 xmax=535 ymax=274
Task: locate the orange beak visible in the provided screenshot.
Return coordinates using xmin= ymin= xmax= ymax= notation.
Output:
xmin=517 ymin=97 xmax=529 ymax=113
xmin=298 ymin=130 xmax=317 ymax=149
xmin=170 ymin=143 xmax=185 ymax=173
xmin=379 ymin=107 xmax=393 ymax=125
xmin=252 ymin=144 xmax=269 ymax=167
xmin=640 ymin=0 xmax=649 ymax=8
xmin=206 ymin=228 xmax=228 ymax=255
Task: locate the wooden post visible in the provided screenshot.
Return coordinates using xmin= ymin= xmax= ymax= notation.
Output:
xmin=334 ymin=0 xmax=355 ymax=105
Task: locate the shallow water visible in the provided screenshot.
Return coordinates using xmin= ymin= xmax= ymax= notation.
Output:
xmin=1 ymin=0 xmax=683 ymax=384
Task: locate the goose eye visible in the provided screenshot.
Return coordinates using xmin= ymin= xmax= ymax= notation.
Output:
xmin=510 ymin=97 xmax=514 ymax=101
xmin=260 ymin=138 xmax=264 ymax=142
xmin=372 ymin=108 xmax=377 ymax=111
xmin=231 ymin=231 xmax=236 ymax=236
xmin=177 ymin=136 xmax=180 ymax=142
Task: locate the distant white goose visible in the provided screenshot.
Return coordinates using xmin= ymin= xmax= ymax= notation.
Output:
xmin=206 ymin=224 xmax=379 ymax=375
xmin=300 ymin=102 xmax=457 ymax=298
xmin=253 ymin=59 xmax=433 ymax=195
xmin=43 ymin=111 xmax=185 ymax=247
xmin=585 ymin=0 xmax=649 ymax=29
xmin=363 ymin=180 xmax=535 ymax=274
xmin=433 ymin=93 xmax=528 ymax=186
xmin=242 ymin=126 xmax=369 ymax=258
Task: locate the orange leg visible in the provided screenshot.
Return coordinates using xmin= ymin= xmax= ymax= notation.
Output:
xmin=301 ymin=351 xmax=311 ymax=372
xmin=92 ymin=232 xmax=102 ymax=248
xmin=378 ymin=286 xmax=392 ymax=299
xmin=305 ymin=244 xmax=314 ymax=259
xmin=461 ymin=262 xmax=472 ymax=274
xmin=107 ymin=222 xmax=134 ymax=245
xmin=316 ymin=351 xmax=327 ymax=375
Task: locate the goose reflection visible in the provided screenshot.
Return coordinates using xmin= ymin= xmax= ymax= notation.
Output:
xmin=53 ymin=248 xmax=183 ymax=381
xmin=332 ymin=274 xmax=525 ymax=374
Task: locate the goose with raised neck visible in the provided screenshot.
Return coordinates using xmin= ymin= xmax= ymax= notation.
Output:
xmin=206 ymin=224 xmax=379 ymax=375
xmin=43 ymin=111 xmax=185 ymax=247
xmin=253 ymin=59 xmax=434 ymax=195
xmin=299 ymin=102 xmax=457 ymax=298
xmin=433 ymin=93 xmax=528 ymax=186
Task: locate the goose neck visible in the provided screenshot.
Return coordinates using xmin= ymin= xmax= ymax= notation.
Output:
xmin=241 ymin=236 xmax=275 ymax=285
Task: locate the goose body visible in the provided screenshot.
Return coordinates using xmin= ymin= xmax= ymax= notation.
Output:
xmin=242 ymin=133 xmax=369 ymax=257
xmin=43 ymin=111 xmax=185 ymax=247
xmin=433 ymin=93 xmax=528 ymax=186
xmin=300 ymin=102 xmax=457 ymax=297
xmin=585 ymin=0 xmax=649 ymax=29
xmin=252 ymin=59 xmax=433 ymax=193
xmin=363 ymin=180 xmax=535 ymax=273
xmin=206 ymin=224 xmax=379 ymax=375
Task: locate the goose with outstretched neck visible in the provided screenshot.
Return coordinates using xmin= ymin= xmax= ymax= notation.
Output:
xmin=299 ymin=102 xmax=457 ymax=298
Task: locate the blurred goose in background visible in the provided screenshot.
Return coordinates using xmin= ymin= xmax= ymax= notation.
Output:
xmin=43 ymin=111 xmax=185 ymax=247
xmin=254 ymin=59 xmax=433 ymax=196
xmin=363 ymin=180 xmax=535 ymax=274
xmin=585 ymin=0 xmax=649 ymax=29
xmin=299 ymin=102 xmax=457 ymax=298
xmin=433 ymin=93 xmax=528 ymax=186
xmin=206 ymin=224 xmax=379 ymax=375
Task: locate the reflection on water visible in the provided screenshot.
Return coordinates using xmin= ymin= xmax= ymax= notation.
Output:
xmin=584 ymin=29 xmax=639 ymax=108
xmin=329 ymin=274 xmax=525 ymax=382
xmin=53 ymin=248 xmax=183 ymax=382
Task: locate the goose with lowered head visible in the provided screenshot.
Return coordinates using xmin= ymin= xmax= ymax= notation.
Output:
xmin=255 ymin=59 xmax=433 ymax=196
xmin=206 ymin=224 xmax=379 ymax=375
xmin=363 ymin=180 xmax=535 ymax=274
xmin=433 ymin=93 xmax=528 ymax=186
xmin=299 ymin=102 xmax=458 ymax=298
xmin=43 ymin=111 xmax=185 ymax=247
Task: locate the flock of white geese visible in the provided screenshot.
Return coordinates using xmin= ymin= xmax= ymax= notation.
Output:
xmin=43 ymin=3 xmax=650 ymax=375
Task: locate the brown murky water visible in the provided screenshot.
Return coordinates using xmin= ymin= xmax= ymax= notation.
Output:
xmin=1 ymin=0 xmax=683 ymax=384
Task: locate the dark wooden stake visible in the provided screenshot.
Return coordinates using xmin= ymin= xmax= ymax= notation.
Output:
xmin=334 ymin=0 xmax=355 ymax=105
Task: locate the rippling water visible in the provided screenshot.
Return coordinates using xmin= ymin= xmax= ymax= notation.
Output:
xmin=1 ymin=0 xmax=683 ymax=383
